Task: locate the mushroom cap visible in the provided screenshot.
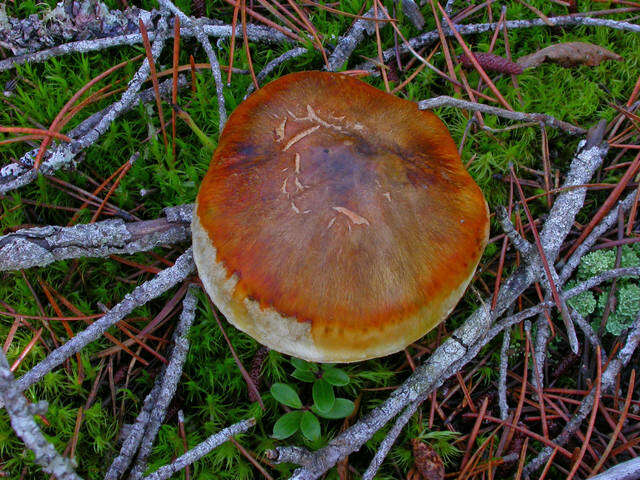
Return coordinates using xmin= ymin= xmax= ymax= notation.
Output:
xmin=193 ymin=71 xmax=489 ymax=362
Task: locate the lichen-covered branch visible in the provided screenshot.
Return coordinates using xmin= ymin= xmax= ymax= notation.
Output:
xmin=141 ymin=418 xmax=257 ymax=480
xmin=419 ymin=96 xmax=586 ymax=135
xmin=129 ymin=286 xmax=199 ymax=480
xmin=0 ymin=2 xmax=289 ymax=72
xmin=0 ymin=204 xmax=193 ymax=272
xmin=158 ymin=0 xmax=228 ymax=130
xmin=359 ymin=14 xmax=640 ymax=70
xmin=0 ymin=350 xmax=83 ymax=480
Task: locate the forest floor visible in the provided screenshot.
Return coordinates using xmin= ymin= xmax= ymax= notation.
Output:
xmin=1 ymin=0 xmax=640 ymax=479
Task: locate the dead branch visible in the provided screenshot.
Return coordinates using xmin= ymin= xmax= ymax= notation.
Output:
xmin=498 ymin=325 xmax=511 ymax=420
xmin=589 ymin=457 xmax=640 ymax=480
xmin=141 ymin=418 xmax=257 ymax=480
xmin=359 ymin=14 xmax=640 ymax=70
xmin=0 ymin=350 xmax=83 ymax=480
xmin=0 ymin=4 xmax=289 ymax=72
xmin=129 ymin=286 xmax=199 ymax=480
xmin=361 ymin=400 xmax=421 ymax=480
xmin=0 ymin=248 xmax=194 ymax=409
xmin=326 ymin=6 xmax=385 ymax=72
xmin=419 ymin=96 xmax=586 ymax=135
xmin=0 ymin=204 xmax=193 ymax=271
xmin=104 ymin=383 xmax=163 ymax=480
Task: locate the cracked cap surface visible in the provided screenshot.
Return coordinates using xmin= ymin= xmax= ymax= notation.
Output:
xmin=193 ymin=71 xmax=489 ymax=362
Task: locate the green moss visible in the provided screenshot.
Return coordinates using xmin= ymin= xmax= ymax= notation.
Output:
xmin=2 ymin=0 xmax=639 ymax=478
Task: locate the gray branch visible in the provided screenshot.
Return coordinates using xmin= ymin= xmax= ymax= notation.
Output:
xmin=326 ymin=6 xmax=384 ymax=72
xmin=0 ymin=350 xmax=83 ymax=480
xmin=0 ymin=248 xmax=194 ymax=409
xmin=0 ymin=5 xmax=289 ymax=72
xmin=141 ymin=418 xmax=256 ymax=480
xmin=361 ymin=400 xmax=421 ymax=480
xmin=129 ymin=286 xmax=199 ymax=480
xmin=589 ymin=457 xmax=640 ymax=480
xmin=498 ymin=326 xmax=511 ymax=420
xmin=359 ymin=14 xmax=640 ymax=71
xmin=0 ymin=204 xmax=193 ymax=271
xmin=419 ymin=96 xmax=586 ymax=135
xmin=104 ymin=382 xmax=163 ymax=480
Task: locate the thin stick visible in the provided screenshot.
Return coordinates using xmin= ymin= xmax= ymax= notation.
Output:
xmin=419 ymin=96 xmax=585 ymax=135
xmin=141 ymin=419 xmax=256 ymax=480
xmin=0 ymin=349 xmax=83 ymax=480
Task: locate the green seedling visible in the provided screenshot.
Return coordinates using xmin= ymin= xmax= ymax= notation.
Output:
xmin=270 ymin=359 xmax=354 ymax=442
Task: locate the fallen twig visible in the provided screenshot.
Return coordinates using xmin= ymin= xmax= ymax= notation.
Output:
xmin=326 ymin=6 xmax=386 ymax=72
xmin=0 ymin=16 xmax=290 ymax=72
xmin=141 ymin=418 xmax=257 ymax=480
xmin=419 ymin=96 xmax=586 ymax=135
xmin=159 ymin=0 xmax=228 ymax=131
xmin=589 ymin=455 xmax=640 ymax=480
xmin=0 ymin=204 xmax=193 ymax=272
xmin=129 ymin=286 xmax=199 ymax=480
xmin=0 ymin=350 xmax=83 ymax=480
xmin=360 ymin=14 xmax=640 ymax=71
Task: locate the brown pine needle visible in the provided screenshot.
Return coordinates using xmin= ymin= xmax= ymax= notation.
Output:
xmin=439 ymin=3 xmax=514 ymax=111
xmin=227 ymin=2 xmax=240 ymax=85
xmin=242 ymin=0 xmax=259 ymax=90
xmin=0 ymin=127 xmax=72 ymax=143
xmin=172 ymin=15 xmax=181 ymax=162
xmin=189 ymin=55 xmax=197 ymax=93
xmin=9 ymin=328 xmax=43 ymax=372
xmin=139 ymin=19 xmax=169 ymax=150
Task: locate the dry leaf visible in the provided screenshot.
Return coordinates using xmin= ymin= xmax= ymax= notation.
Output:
xmin=457 ymin=52 xmax=524 ymax=75
xmin=412 ymin=439 xmax=445 ymax=480
xmin=517 ymin=42 xmax=622 ymax=69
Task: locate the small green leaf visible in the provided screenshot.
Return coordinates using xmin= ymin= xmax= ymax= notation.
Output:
xmin=291 ymin=357 xmax=311 ymax=371
xmin=271 ymin=383 xmax=302 ymax=409
xmin=322 ymin=368 xmax=350 ymax=386
xmin=272 ymin=411 xmax=302 ymax=439
xmin=300 ymin=411 xmax=321 ymax=442
xmin=291 ymin=357 xmax=319 ymax=372
xmin=292 ymin=369 xmax=316 ymax=382
xmin=313 ymin=398 xmax=355 ymax=419
xmin=312 ymin=379 xmax=335 ymax=413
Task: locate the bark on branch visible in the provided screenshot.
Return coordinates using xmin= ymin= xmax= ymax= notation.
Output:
xmin=0 ymin=204 xmax=193 ymax=271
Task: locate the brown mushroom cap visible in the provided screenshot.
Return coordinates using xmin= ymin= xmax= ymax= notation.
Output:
xmin=193 ymin=71 xmax=489 ymax=362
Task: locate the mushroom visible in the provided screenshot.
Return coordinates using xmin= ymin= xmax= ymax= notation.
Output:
xmin=192 ymin=71 xmax=489 ymax=362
